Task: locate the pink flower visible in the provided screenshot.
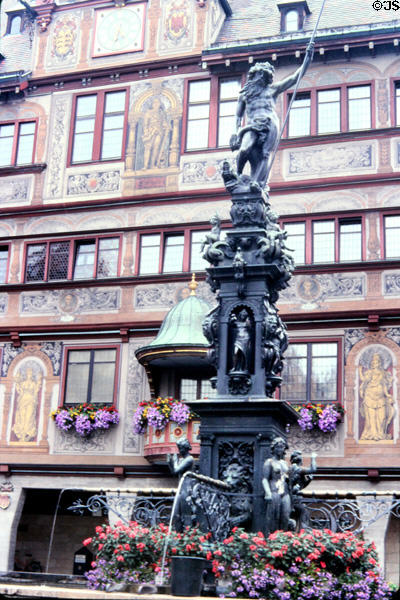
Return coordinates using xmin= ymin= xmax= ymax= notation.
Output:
xmin=83 ymin=537 xmax=92 ymax=546
xmin=116 ymin=555 xmax=125 ymax=562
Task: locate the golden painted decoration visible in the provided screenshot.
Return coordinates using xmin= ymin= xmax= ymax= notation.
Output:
xmin=52 ymin=18 xmax=77 ymax=59
xmin=12 ymin=365 xmax=43 ymax=443
xmin=359 ymin=352 xmax=394 ymax=442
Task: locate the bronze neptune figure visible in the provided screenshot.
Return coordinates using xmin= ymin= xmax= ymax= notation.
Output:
xmin=228 ymin=44 xmax=314 ymax=189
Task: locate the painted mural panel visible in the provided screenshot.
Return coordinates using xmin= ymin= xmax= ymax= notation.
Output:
xmin=46 ymin=12 xmax=80 ymax=69
xmin=10 ymin=360 xmax=44 ymax=444
xmin=358 ymin=347 xmax=395 ymax=443
xmin=157 ymin=0 xmax=194 ymax=54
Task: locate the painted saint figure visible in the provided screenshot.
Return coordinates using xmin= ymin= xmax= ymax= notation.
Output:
xmin=12 ymin=367 xmax=42 ymax=443
xmin=359 ymin=352 xmax=394 ymax=441
xmin=142 ymin=98 xmax=171 ymax=169
xmin=262 ymin=436 xmax=292 ymax=535
xmin=229 ymin=44 xmax=314 ymax=187
xmin=230 ymin=309 xmax=252 ymax=373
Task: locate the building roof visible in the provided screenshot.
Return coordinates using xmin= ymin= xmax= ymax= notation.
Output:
xmin=213 ymin=0 xmax=400 ymax=49
xmin=147 ymin=292 xmax=210 ymax=349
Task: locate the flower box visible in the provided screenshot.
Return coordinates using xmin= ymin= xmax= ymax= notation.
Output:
xmin=51 ymin=404 xmax=119 ymax=437
xmin=143 ymin=420 xmax=200 ymax=464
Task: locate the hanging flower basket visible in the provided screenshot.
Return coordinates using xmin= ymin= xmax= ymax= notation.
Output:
xmin=293 ymin=403 xmax=344 ymax=433
xmin=51 ymin=403 xmax=120 ymax=437
xmin=132 ymin=397 xmax=200 ymax=463
xmin=132 ymin=397 xmax=197 ymax=435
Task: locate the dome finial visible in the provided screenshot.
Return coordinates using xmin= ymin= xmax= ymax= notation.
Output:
xmin=189 ymin=273 xmax=198 ymax=296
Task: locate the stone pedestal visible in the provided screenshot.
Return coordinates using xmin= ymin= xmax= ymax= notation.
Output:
xmin=190 ymin=399 xmax=297 ymax=531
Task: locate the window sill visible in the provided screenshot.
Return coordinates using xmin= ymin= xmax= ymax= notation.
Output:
xmin=0 ymin=163 xmax=46 ymax=176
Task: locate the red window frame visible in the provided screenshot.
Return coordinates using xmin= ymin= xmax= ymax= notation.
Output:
xmin=279 ymin=337 xmax=343 ymax=405
xmin=67 ymin=88 xmax=129 ymax=166
xmin=0 ymin=119 xmax=37 ymax=167
xmin=136 ymin=226 xmax=216 ymax=275
xmin=182 ymin=75 xmax=244 ymax=152
xmin=23 ymin=234 xmax=122 ymax=282
xmin=391 ymin=78 xmax=400 ymax=127
xmin=281 ymin=215 xmax=366 ymax=264
xmin=381 ymin=211 xmax=400 ymax=259
xmin=285 ymin=81 xmax=375 ymax=137
xmin=0 ymin=244 xmax=10 ymax=284
xmin=60 ymin=344 xmax=120 ymax=407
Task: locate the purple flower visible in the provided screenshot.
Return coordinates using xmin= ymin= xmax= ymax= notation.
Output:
xmin=132 ymin=405 xmax=147 ymax=435
xmin=297 ymin=408 xmax=313 ymax=431
xmin=75 ymin=414 xmax=93 ymax=436
xmin=94 ymin=409 xmax=119 ymax=430
xmin=318 ymin=405 xmax=340 ymax=433
xmin=55 ymin=410 xmax=74 ymax=431
xmin=146 ymin=406 xmax=168 ymax=430
xmin=170 ymin=402 xmax=190 ymax=425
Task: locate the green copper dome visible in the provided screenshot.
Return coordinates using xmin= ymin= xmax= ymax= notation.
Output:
xmin=148 ymin=292 xmax=210 ymax=348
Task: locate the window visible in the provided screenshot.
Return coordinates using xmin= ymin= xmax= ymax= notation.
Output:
xmin=339 ymin=220 xmax=362 ymax=261
xmin=384 ymin=215 xmax=400 ymax=259
xmin=0 ymin=121 xmax=36 ymax=167
xmin=286 ymin=84 xmax=372 ymax=137
xmin=137 ymin=227 xmax=231 ymax=275
xmin=0 ymin=246 xmax=9 ymax=283
xmin=313 ymin=219 xmax=362 ymax=263
xmin=64 ymin=347 xmax=118 ymax=405
xmin=280 ymin=341 xmax=339 ymax=404
xmin=348 ymin=85 xmax=371 ymax=131
xmin=190 ymin=231 xmax=209 ymax=271
xmin=7 ymin=14 xmax=22 ymax=34
xmin=288 ymin=93 xmax=310 ymax=137
xmin=313 ymin=220 xmax=335 ymax=263
xmin=186 ymin=80 xmax=210 ymax=150
xmin=163 ymin=234 xmax=185 ymax=273
xmin=24 ymin=237 xmax=120 ymax=282
xmin=284 ymin=222 xmax=305 ymax=265
xmin=180 ymin=378 xmax=216 ymax=400
xmin=70 ymin=90 xmax=127 ymax=164
xmin=317 ymin=89 xmax=340 ymax=134
xmin=285 ymin=9 xmax=299 ymax=32
xmin=279 ymin=2 xmax=309 ymax=32
xmin=395 ymin=83 xmax=400 ymax=126
xmin=185 ymin=76 xmax=242 ymax=150
xmin=218 ymin=78 xmax=242 ymax=147
xmin=283 ymin=217 xmax=363 ymax=264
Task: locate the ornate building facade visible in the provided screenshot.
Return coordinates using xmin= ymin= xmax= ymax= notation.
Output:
xmin=1 ymin=0 xmax=400 ymax=584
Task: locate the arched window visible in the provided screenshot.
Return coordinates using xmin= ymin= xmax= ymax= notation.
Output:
xmin=9 ymin=15 xmax=22 ymax=35
xmin=285 ymin=10 xmax=299 ymax=32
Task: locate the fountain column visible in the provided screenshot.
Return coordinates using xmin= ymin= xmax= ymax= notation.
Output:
xmin=190 ymin=181 xmax=298 ymax=532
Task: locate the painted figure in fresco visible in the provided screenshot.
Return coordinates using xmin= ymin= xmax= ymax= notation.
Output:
xmin=289 ymin=450 xmax=317 ymax=530
xmin=12 ymin=367 xmax=43 ymax=443
xmin=229 ymin=44 xmax=314 ymax=187
xmin=230 ymin=308 xmax=252 ymax=373
xmin=142 ymin=98 xmax=171 ymax=169
xmin=359 ymin=352 xmax=394 ymax=442
xmin=262 ymin=436 xmax=293 ymax=535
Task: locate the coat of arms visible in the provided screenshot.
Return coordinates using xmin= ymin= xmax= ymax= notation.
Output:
xmin=165 ymin=0 xmax=189 ymax=43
